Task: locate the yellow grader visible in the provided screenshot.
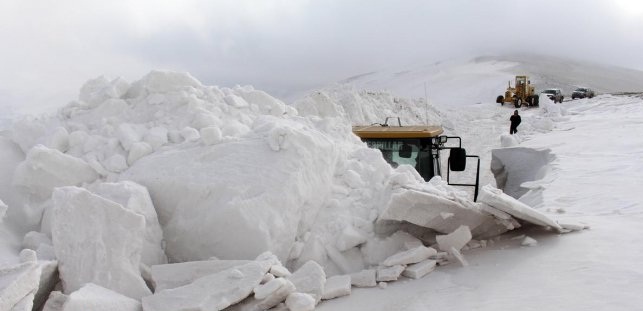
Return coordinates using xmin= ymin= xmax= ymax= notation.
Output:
xmin=496 ymin=75 xmax=539 ymax=108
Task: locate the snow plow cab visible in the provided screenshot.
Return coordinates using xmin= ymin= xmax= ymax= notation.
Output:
xmin=352 ymin=117 xmax=481 ymax=201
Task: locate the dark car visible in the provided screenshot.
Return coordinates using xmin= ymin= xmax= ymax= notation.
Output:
xmin=541 ymin=88 xmax=564 ymax=103
xmin=572 ymin=87 xmax=595 ymax=99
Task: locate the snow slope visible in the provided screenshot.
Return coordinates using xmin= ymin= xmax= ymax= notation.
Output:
xmin=317 ymin=94 xmax=643 ymax=311
xmin=335 ymin=54 xmax=643 ymax=107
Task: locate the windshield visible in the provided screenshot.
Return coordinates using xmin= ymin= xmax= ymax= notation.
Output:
xmin=575 ymin=88 xmax=587 ymax=92
xmin=542 ymin=90 xmax=556 ymax=94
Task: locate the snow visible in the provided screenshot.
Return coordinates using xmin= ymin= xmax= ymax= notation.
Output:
xmin=375 ymin=265 xmax=405 ymax=282
xmin=435 ymin=225 xmax=472 ymax=252
xmin=1 ymin=61 xmax=642 ymax=310
xmin=349 ymin=269 xmax=376 ymax=288
xmin=51 ymin=186 xmax=151 ymax=300
xmin=285 ymin=292 xmax=316 ymax=311
xmin=287 ymin=261 xmax=326 ymax=304
xmin=62 ymin=283 xmax=142 ymax=311
xmin=150 ymin=259 xmax=251 ymax=292
xmin=381 ymin=246 xmax=436 ymax=267
xmin=142 ymin=261 xmax=268 ymax=311
xmin=321 ymin=275 xmax=351 ymax=300
xmin=0 ymin=261 xmax=41 ymax=311
xmin=402 ymin=259 xmax=437 ymax=279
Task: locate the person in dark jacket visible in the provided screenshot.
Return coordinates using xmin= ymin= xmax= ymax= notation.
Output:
xmin=510 ymin=110 xmax=521 ymax=135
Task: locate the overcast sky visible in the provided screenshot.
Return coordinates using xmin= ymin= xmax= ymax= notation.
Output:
xmin=1 ymin=0 xmax=642 ymax=114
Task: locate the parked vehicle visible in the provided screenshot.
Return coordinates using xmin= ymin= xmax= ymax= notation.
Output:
xmin=572 ymin=87 xmax=595 ymax=99
xmin=541 ymin=88 xmax=564 ymax=103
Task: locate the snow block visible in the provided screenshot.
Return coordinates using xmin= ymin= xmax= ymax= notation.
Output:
xmin=142 ymin=261 xmax=269 ymax=311
xmin=376 ymin=265 xmax=405 ymax=282
xmin=63 ymin=283 xmax=142 ymax=311
xmin=285 ymin=292 xmax=316 ymax=311
xmin=379 ymin=188 xmax=489 ymax=234
xmin=33 ymin=260 xmax=59 ymax=311
xmin=229 ymin=278 xmax=296 ymax=311
xmin=0 ymin=261 xmax=42 ymax=311
xmin=51 ymin=187 xmax=151 ymax=300
xmin=287 ymin=261 xmax=326 ymax=304
xmin=321 ymin=275 xmax=351 ymax=300
xmin=41 ymin=291 xmax=67 ymax=311
xmin=121 ymin=116 xmax=337 ymax=263
xmin=350 ymin=269 xmax=376 ymax=287
xmin=436 ymin=225 xmax=472 ymax=252
xmin=150 ymin=259 xmax=251 ymax=292
xmin=402 ymin=260 xmax=437 ymax=279
xmin=10 ymin=292 xmax=34 ymax=311
xmin=92 ymin=181 xmax=167 ymax=267
xmin=478 ymin=185 xmax=562 ymax=231
xmin=381 ymin=246 xmax=437 ymax=267
xmin=13 ymin=145 xmax=98 ymax=198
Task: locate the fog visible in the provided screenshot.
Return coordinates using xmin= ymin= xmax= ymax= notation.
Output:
xmin=1 ymin=0 xmax=642 ymax=114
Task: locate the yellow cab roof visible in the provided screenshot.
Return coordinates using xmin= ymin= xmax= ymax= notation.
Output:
xmin=352 ymin=125 xmax=444 ymax=139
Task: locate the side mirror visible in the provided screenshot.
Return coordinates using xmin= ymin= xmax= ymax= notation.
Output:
xmin=399 ymin=143 xmax=412 ymax=158
xmin=449 ymin=148 xmax=466 ymax=171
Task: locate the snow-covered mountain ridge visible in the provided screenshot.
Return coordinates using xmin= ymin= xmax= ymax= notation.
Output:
xmin=331 ymin=54 xmax=643 ymax=108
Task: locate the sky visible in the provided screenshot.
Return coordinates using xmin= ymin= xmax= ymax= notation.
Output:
xmin=1 ymin=0 xmax=642 ymax=114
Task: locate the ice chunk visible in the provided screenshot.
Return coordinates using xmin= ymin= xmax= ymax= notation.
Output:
xmin=13 ymin=145 xmax=98 ymax=198
xmin=51 ymin=187 xmax=151 ymax=300
xmin=285 ymin=292 xmax=315 ymax=311
xmin=224 ymin=94 xmax=250 ymax=108
xmin=436 ymin=225 xmax=472 ymax=252
xmin=230 ymin=278 xmax=295 ymax=311
xmin=10 ymin=292 xmax=34 ymax=311
xmin=150 ymin=259 xmax=251 ymax=291
xmin=350 ymin=269 xmax=376 ymax=287
xmin=0 ymin=261 xmax=42 ymax=311
xmin=142 ymin=262 xmax=268 ymax=311
xmin=321 ymin=275 xmax=351 ymax=300
xmin=559 ymin=221 xmax=590 ymax=232
xmin=360 ymin=231 xmax=422 ymax=266
xmin=144 ymin=127 xmax=168 ymax=150
xmin=335 ymin=225 xmax=367 ymax=252
xmin=379 ymin=189 xmax=489 ymax=234
xmin=521 ymin=236 xmax=538 ymax=247
xmin=200 ymin=126 xmax=222 ymax=145
xmin=180 ymin=126 xmax=200 ymax=141
xmin=42 ymin=291 xmax=67 ymax=311
xmin=128 ymin=142 xmax=153 ymax=165
xmin=63 ymin=283 xmax=142 ymax=311
xmin=34 ymin=260 xmax=59 ymax=311
xmin=478 ymin=185 xmax=562 ymax=231
xmin=402 ymin=260 xmax=437 ymax=279
xmin=46 ymin=127 xmax=70 ymax=153
xmin=448 ymin=247 xmax=469 ymax=267
xmin=287 ymin=261 xmax=326 ymax=304
xmin=91 ymin=181 xmax=167 ymax=267
xmin=116 ymin=123 xmax=144 ymax=151
xmin=105 ymin=154 xmax=128 ymax=173
xmin=79 ymin=75 xmax=129 ymax=107
xmin=381 ymin=246 xmax=437 ymax=267
xmin=376 ymin=265 xmax=405 ymax=282
xmin=270 ymin=265 xmax=291 ymax=278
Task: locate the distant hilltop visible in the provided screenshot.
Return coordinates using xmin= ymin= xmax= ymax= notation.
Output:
xmin=331 ymin=54 xmax=643 ymax=108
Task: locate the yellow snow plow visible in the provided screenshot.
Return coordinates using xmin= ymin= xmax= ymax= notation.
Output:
xmin=496 ymin=75 xmax=539 ymax=108
xmin=353 ymin=117 xmax=480 ymax=201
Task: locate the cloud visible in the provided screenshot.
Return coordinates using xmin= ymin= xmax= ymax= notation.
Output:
xmin=0 ymin=0 xmax=641 ymax=113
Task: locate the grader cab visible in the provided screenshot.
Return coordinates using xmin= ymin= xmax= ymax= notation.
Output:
xmin=496 ymin=75 xmax=539 ymax=108
xmin=352 ymin=117 xmax=480 ymax=201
